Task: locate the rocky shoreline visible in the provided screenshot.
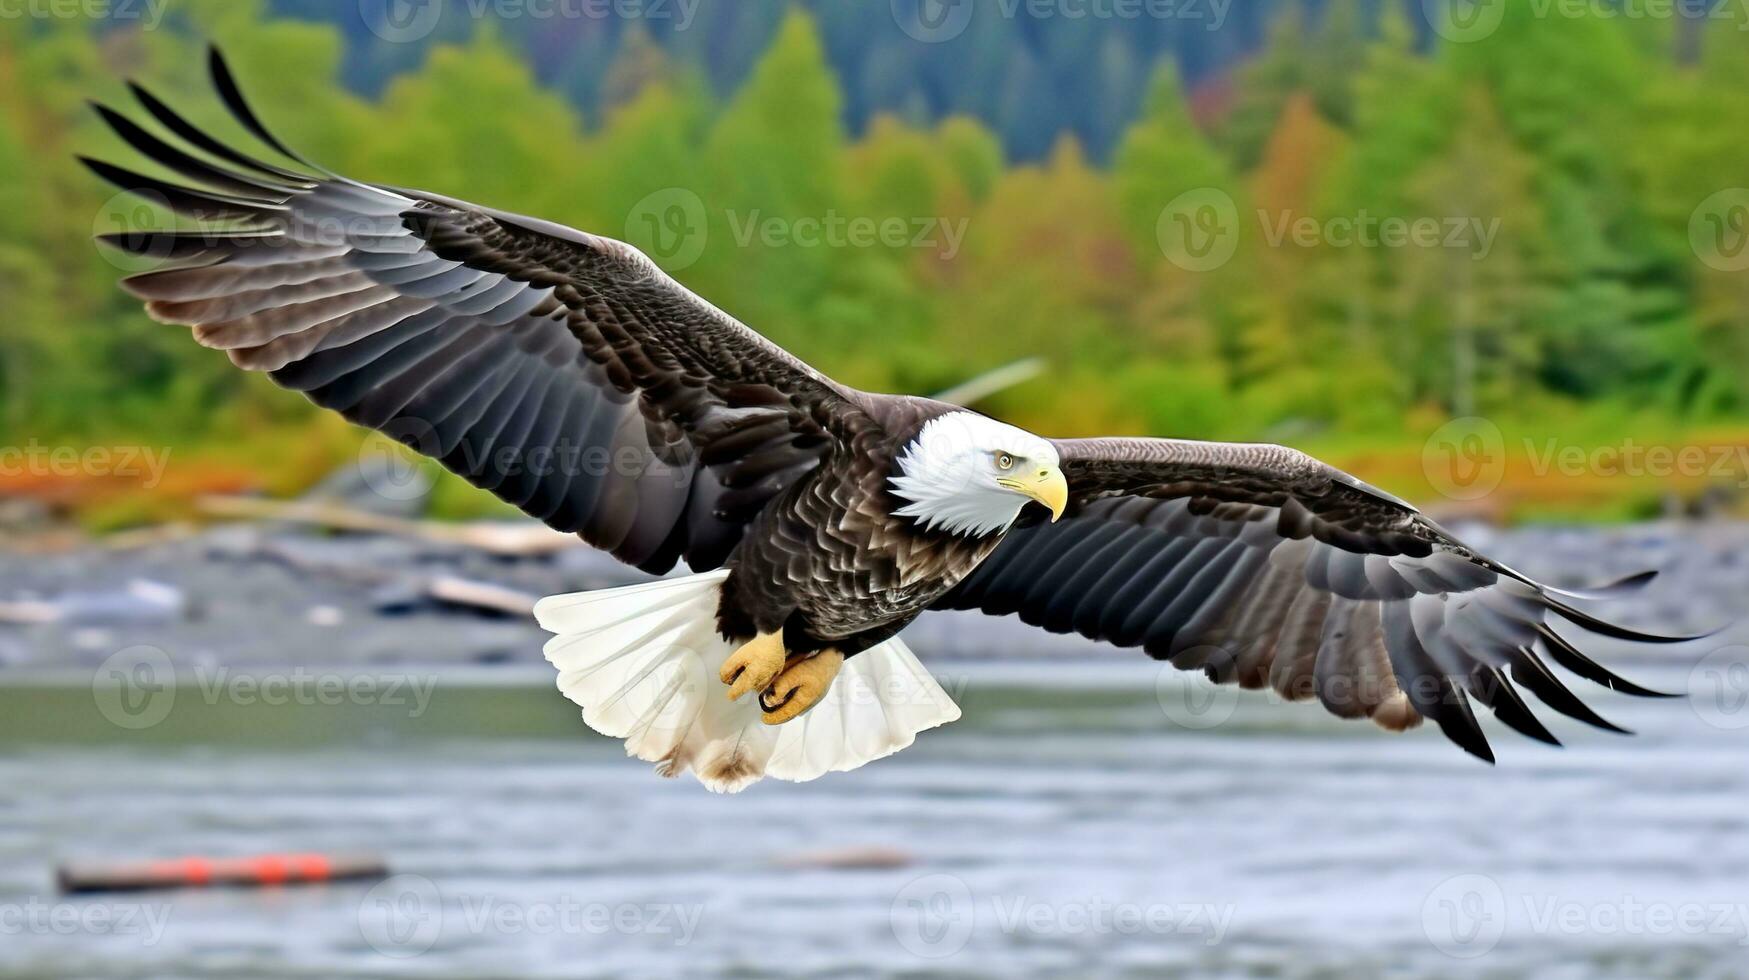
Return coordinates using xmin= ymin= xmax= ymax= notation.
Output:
xmin=0 ymin=517 xmax=1740 ymax=672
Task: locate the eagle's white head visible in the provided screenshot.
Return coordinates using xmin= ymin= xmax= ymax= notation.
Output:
xmin=889 ymin=411 xmax=1068 ymax=537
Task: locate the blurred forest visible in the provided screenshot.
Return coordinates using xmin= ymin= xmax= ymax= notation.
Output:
xmin=2 ymin=0 xmax=1747 ymax=522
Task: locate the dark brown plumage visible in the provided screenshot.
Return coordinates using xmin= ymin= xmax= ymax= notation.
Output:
xmin=83 ymin=49 xmax=1697 ymax=770
xmin=937 ymin=438 xmax=1691 ymax=760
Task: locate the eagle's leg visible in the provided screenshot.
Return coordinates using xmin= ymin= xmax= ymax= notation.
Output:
xmin=721 ymin=631 xmax=788 ymax=702
xmin=759 ymin=650 xmax=845 ymax=725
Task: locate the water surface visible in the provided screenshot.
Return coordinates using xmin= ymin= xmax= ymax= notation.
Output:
xmin=0 ymin=657 xmax=1744 ymax=978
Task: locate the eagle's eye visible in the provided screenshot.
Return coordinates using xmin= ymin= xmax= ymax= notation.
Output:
xmin=996 ymin=452 xmax=1015 ymax=470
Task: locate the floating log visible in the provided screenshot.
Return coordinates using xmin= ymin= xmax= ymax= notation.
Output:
xmin=196 ymin=495 xmax=579 ymax=556
xmin=425 ymin=575 xmax=539 ymax=617
xmin=774 ymin=845 xmax=914 ymax=870
xmin=58 ymin=853 xmax=388 ymax=893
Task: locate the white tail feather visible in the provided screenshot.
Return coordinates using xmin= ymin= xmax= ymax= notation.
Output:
xmin=534 ymin=571 xmax=960 ymax=792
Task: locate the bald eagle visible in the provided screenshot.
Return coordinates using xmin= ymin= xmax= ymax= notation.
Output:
xmin=84 ymin=50 xmax=1692 ymax=791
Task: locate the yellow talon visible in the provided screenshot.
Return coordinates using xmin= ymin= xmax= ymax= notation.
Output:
xmin=760 ymin=650 xmax=845 ymax=725
xmin=721 ymin=632 xmax=786 ymax=702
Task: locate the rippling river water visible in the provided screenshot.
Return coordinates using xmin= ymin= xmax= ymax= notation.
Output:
xmin=0 ymin=653 xmax=1745 ymax=978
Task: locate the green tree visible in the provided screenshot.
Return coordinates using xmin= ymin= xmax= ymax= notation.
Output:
xmin=356 ymin=29 xmax=586 ymax=221
xmin=1217 ymin=3 xmax=1308 ymax=171
xmin=692 ymin=9 xmax=849 ymax=364
xmin=1398 ymin=88 xmax=1550 ymax=416
xmin=1218 ymin=0 xmax=1365 ymax=170
xmin=1112 ymin=63 xmax=1235 ymax=256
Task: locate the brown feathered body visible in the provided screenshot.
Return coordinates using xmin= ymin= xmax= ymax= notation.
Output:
xmin=717 ymin=395 xmax=1004 ymax=654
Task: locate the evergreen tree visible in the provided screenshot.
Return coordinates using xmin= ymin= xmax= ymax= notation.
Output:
xmin=1399 ymin=87 xmax=1550 ymax=416
xmin=1217 ymin=3 xmax=1310 ymax=171
xmin=1112 ymin=63 xmax=1236 ymax=256
xmin=355 ymin=28 xmax=585 ymax=220
xmin=694 ymin=9 xmax=848 ymax=363
xmin=599 ymin=24 xmax=673 ymax=113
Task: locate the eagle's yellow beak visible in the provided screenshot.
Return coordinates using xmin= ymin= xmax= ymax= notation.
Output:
xmin=999 ymin=465 xmax=1068 ymax=523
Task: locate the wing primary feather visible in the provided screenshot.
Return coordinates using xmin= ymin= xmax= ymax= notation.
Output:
xmin=80 ymin=157 xmax=285 ymax=223
xmin=1067 ymin=531 xmax=1171 ymax=638
xmin=1034 ymin=524 xmax=1139 ymax=633
xmin=96 ymin=230 xmax=280 ymax=259
xmin=125 ymin=80 xmax=312 ymax=183
xmin=1382 ymin=602 xmax=1495 ymax=762
xmin=1142 ymin=541 xmax=1248 ymax=658
xmin=89 ymin=101 xmax=305 ymax=198
xmin=207 ymin=46 xmax=317 ymax=168
xmin=1507 ymin=645 xmax=1632 ymax=735
xmin=1470 ymin=664 xmax=1561 ymax=746
xmin=1535 ymin=569 xmax=1660 ymax=601
xmin=1540 ymin=595 xmax=1713 ymax=644
xmin=1534 ymin=624 xmax=1679 ymax=698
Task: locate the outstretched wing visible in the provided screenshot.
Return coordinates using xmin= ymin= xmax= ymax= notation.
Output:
xmin=84 ymin=48 xmax=865 ymax=574
xmin=935 ymin=437 xmax=1696 ymax=760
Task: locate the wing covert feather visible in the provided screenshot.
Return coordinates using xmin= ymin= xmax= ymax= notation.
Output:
xmin=937 ymin=437 xmax=1694 ymax=760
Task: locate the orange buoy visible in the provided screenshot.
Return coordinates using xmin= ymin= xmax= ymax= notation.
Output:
xmin=57 ymin=853 xmax=388 ymax=893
